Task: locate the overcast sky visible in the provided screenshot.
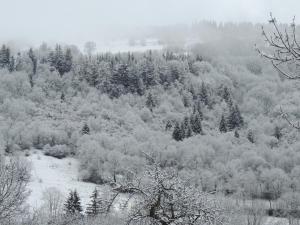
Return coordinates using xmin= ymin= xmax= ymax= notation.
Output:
xmin=0 ymin=0 xmax=299 ymax=46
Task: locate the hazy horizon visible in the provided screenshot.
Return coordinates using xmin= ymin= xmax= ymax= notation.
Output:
xmin=1 ymin=0 xmax=299 ymax=48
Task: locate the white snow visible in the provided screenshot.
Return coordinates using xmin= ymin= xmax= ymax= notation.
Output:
xmin=26 ymin=151 xmax=100 ymax=210
xmin=95 ymin=39 xmax=163 ymax=53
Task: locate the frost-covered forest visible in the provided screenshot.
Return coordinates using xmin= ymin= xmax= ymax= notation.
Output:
xmin=1 ymin=19 xmax=300 ymax=225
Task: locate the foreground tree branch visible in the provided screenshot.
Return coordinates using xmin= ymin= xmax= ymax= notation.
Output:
xmin=112 ymin=158 xmax=226 ymax=225
xmin=0 ymin=156 xmax=31 ymax=222
xmin=257 ymin=14 xmax=300 ymax=129
xmin=257 ymin=13 xmax=300 ymax=80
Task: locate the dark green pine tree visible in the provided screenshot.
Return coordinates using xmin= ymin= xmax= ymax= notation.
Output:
xmin=193 ymin=100 xmax=203 ymax=120
xmin=186 ymin=123 xmax=193 ymax=138
xmin=112 ymin=63 xmax=130 ymax=88
xmin=222 ymin=87 xmax=231 ymax=104
xmin=172 ymin=122 xmax=184 ymax=141
xmin=0 ymin=45 xmax=10 ymax=68
xmin=235 ymin=105 xmax=244 ymax=127
xmin=234 ymin=130 xmax=240 ymax=138
xmin=82 ymin=123 xmax=90 ymax=135
xmin=274 ymin=126 xmax=282 ymax=140
xmin=219 ymin=114 xmax=227 ymax=133
xmin=8 ymin=56 xmax=15 ymax=72
xmin=64 ymin=190 xmax=82 ymax=215
xmin=73 ymin=190 xmax=82 ymax=214
xmin=190 ymin=113 xmax=203 ymax=135
xmin=28 ymin=48 xmax=37 ymax=75
xmin=86 ymin=188 xmax=101 ymax=216
xmin=50 ymin=44 xmax=65 ymax=76
xmin=182 ymin=116 xmax=193 ymax=138
xmin=199 ymin=82 xmax=209 ymax=106
xmin=247 ymin=130 xmax=255 ymax=143
xmin=227 ymin=105 xmax=244 ymax=131
xmin=165 ymin=120 xmax=172 ymax=131
xmin=64 ymin=48 xmax=73 ymax=74
xmin=141 ymin=57 xmax=156 ymax=88
xmin=64 ymin=191 xmax=74 ymax=215
xmin=189 ymin=85 xmax=197 ymax=100
xmin=146 ymin=93 xmax=155 ymax=112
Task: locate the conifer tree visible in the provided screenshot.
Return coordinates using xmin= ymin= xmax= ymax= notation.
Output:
xmin=8 ymin=56 xmax=15 ymax=72
xmin=82 ymin=123 xmax=90 ymax=135
xmin=86 ymin=188 xmax=101 ymax=216
xmin=28 ymin=48 xmax=37 ymax=75
xmin=64 ymin=48 xmax=73 ymax=74
xmin=64 ymin=191 xmax=74 ymax=214
xmin=0 ymin=45 xmax=10 ymax=68
xmin=199 ymin=82 xmax=209 ymax=106
xmin=219 ymin=114 xmax=227 ymax=133
xmin=234 ymin=130 xmax=240 ymax=138
xmin=247 ymin=130 xmax=255 ymax=143
xmin=182 ymin=116 xmax=193 ymax=138
xmin=193 ymin=100 xmax=203 ymax=120
xmin=73 ymin=190 xmax=82 ymax=213
xmin=172 ymin=122 xmax=184 ymax=141
xmin=222 ymin=87 xmax=231 ymax=104
xmin=165 ymin=120 xmax=172 ymax=131
xmin=146 ymin=93 xmax=155 ymax=112
xmin=190 ymin=113 xmax=203 ymax=135
xmin=186 ymin=123 xmax=193 ymax=138
xmin=64 ymin=190 xmax=82 ymax=215
xmin=227 ymin=105 xmax=244 ymax=131
xmin=274 ymin=126 xmax=282 ymax=140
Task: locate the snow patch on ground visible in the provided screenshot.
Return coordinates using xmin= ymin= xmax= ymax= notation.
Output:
xmin=26 ymin=151 xmax=99 ymax=210
xmin=264 ymin=217 xmax=288 ymax=225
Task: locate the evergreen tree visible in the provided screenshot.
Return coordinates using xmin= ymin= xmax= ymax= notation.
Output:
xmin=247 ymin=130 xmax=255 ymax=143
xmin=64 ymin=48 xmax=73 ymax=74
xmin=234 ymin=130 xmax=240 ymax=138
xmin=146 ymin=93 xmax=155 ymax=112
xmin=189 ymin=85 xmax=197 ymax=100
xmin=111 ymin=63 xmax=130 ymax=95
xmin=227 ymin=105 xmax=244 ymax=131
xmin=172 ymin=122 xmax=184 ymax=141
xmin=64 ymin=190 xmax=74 ymax=214
xmin=199 ymin=82 xmax=209 ymax=105
xmin=28 ymin=48 xmax=37 ymax=75
xmin=274 ymin=126 xmax=282 ymax=140
xmin=190 ymin=113 xmax=202 ymax=134
xmin=49 ymin=44 xmax=69 ymax=76
xmin=219 ymin=114 xmax=227 ymax=133
xmin=193 ymin=100 xmax=203 ymax=120
xmin=141 ymin=57 xmax=156 ymax=88
xmin=185 ymin=123 xmax=193 ymax=138
xmin=222 ymin=87 xmax=231 ymax=104
xmin=82 ymin=123 xmax=90 ymax=135
xmin=64 ymin=190 xmax=82 ymax=215
xmin=165 ymin=120 xmax=172 ymax=131
xmin=73 ymin=190 xmax=82 ymax=213
xmin=8 ymin=56 xmax=15 ymax=72
xmin=182 ymin=116 xmax=193 ymax=138
xmin=60 ymin=92 xmax=65 ymax=102
xmin=86 ymin=188 xmax=101 ymax=216
xmin=0 ymin=45 xmax=10 ymax=68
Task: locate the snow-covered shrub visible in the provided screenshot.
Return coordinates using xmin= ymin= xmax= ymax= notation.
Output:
xmin=43 ymin=144 xmax=70 ymax=159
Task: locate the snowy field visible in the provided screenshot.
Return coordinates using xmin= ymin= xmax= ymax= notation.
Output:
xmin=96 ymin=39 xmax=163 ymax=53
xmin=26 ymin=151 xmax=99 ymax=210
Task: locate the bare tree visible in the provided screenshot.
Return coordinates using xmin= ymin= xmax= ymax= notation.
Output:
xmin=0 ymin=156 xmax=31 ymax=222
xmin=257 ymin=13 xmax=300 ymax=129
xmin=112 ymin=155 xmax=225 ymax=225
xmin=41 ymin=187 xmax=64 ymax=221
